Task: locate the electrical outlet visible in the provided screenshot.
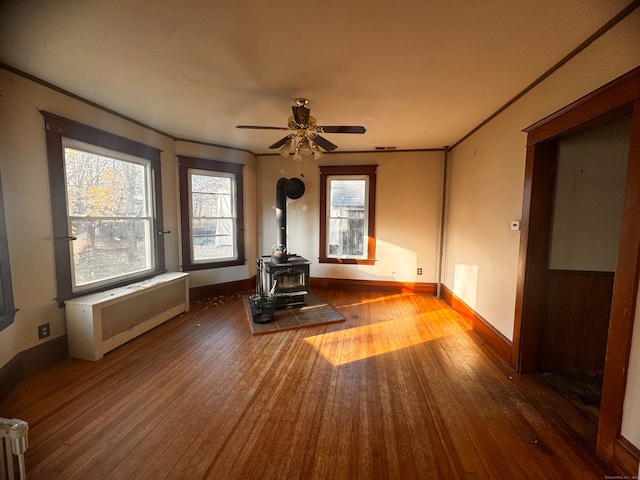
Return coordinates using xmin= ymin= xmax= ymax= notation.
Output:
xmin=38 ymin=323 xmax=50 ymax=339
xmin=417 ymin=268 xmax=423 ymax=275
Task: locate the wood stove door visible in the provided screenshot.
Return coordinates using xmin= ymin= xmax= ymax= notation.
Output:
xmin=272 ymin=266 xmax=309 ymax=294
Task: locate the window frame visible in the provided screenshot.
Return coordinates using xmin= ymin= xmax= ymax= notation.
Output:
xmin=319 ymin=164 xmax=377 ymax=265
xmin=0 ymin=171 xmax=17 ymax=331
xmin=178 ymin=156 xmax=245 ymax=271
xmin=43 ymin=112 xmax=165 ymax=306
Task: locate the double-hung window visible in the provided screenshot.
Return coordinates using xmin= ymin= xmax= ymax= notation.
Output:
xmin=319 ymin=165 xmax=377 ymax=264
xmin=44 ymin=113 xmax=165 ymax=305
xmin=178 ymin=156 xmax=244 ymax=270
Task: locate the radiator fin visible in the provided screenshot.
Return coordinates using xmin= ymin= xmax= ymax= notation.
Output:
xmin=101 ymin=281 xmax=185 ymax=341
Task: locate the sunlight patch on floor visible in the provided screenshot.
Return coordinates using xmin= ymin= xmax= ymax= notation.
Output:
xmin=334 ymin=292 xmax=416 ymax=308
xmin=303 ymin=314 xmax=453 ymax=367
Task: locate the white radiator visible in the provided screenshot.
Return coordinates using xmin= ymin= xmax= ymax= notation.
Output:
xmin=0 ymin=418 xmax=28 ymax=480
xmin=65 ymin=272 xmax=189 ymax=361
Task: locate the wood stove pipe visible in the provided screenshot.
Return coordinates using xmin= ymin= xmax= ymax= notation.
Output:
xmin=275 ymin=177 xmax=305 ymax=253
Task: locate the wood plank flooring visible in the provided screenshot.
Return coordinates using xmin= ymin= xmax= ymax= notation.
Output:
xmin=0 ymin=289 xmax=619 ymax=479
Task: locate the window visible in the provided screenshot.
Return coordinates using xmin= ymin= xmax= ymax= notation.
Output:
xmin=63 ymin=140 xmax=155 ymax=289
xmin=0 ymin=171 xmax=17 ymax=331
xmin=178 ymin=156 xmax=244 ymax=270
xmin=319 ymin=165 xmax=377 ymax=264
xmin=44 ymin=113 xmax=165 ymax=305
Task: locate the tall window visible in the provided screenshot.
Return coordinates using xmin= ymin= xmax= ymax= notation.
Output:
xmin=63 ymin=139 xmax=154 ymax=289
xmin=319 ymin=165 xmax=377 ymax=265
xmin=178 ymin=156 xmax=244 ymax=270
xmin=44 ymin=113 xmax=165 ymax=305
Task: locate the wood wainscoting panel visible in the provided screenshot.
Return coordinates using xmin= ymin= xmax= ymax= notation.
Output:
xmin=540 ymin=270 xmax=614 ymax=373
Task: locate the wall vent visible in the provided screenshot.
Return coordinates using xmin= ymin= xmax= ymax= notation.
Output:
xmin=374 ymin=146 xmax=397 ymax=150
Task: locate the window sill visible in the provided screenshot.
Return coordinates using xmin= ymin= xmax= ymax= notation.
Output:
xmin=318 ymin=257 xmax=375 ymax=265
xmin=182 ymin=259 xmax=245 ymax=271
xmin=0 ymin=308 xmax=18 ymax=332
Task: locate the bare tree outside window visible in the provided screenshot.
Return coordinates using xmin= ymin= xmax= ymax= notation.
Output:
xmin=64 ymin=143 xmax=153 ymax=288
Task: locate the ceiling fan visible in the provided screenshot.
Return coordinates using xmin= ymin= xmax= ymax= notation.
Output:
xmin=236 ymin=98 xmax=366 ymax=159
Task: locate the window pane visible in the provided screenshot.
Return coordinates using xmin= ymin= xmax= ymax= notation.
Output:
xmin=330 ymin=180 xmax=365 ymax=217
xmin=191 ymin=175 xmax=232 ymax=216
xmin=329 ymin=218 xmax=365 ymax=256
xmin=328 ymin=178 xmax=368 ymax=258
xmin=63 ymin=142 xmax=154 ymax=291
xmin=189 ymin=170 xmax=236 ymax=262
xmin=191 ymin=218 xmax=234 ymax=261
xmin=65 ymin=148 xmax=147 ymax=217
xmin=191 ymin=192 xmax=232 ymax=217
xmin=70 ymin=218 xmax=152 ymax=286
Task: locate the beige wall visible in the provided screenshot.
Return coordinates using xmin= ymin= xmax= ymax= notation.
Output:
xmin=549 ymin=115 xmax=630 ymax=272
xmin=255 ymin=151 xmax=444 ymax=284
xmin=444 ymin=8 xmax=640 ymax=444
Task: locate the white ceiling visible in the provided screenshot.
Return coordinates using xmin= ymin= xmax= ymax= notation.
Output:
xmin=0 ymin=0 xmax=633 ymax=154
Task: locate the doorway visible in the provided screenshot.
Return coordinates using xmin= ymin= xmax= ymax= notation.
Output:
xmin=538 ymin=115 xmax=631 ymax=425
xmin=512 ymin=66 xmax=640 ymax=463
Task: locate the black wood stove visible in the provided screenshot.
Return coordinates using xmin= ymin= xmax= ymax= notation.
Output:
xmin=258 ymin=255 xmax=310 ymax=309
xmin=257 ymin=177 xmax=310 ymax=309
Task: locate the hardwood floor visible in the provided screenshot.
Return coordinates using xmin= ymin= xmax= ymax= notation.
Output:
xmin=0 ymin=289 xmax=619 ymax=479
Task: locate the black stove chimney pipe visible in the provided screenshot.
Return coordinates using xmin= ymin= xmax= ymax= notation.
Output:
xmin=275 ymin=177 xmax=305 ymax=256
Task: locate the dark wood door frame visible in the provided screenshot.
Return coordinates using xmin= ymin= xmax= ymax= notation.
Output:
xmin=512 ymin=66 xmax=640 ymax=464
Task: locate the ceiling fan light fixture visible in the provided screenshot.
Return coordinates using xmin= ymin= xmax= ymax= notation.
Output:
xmin=278 ymin=138 xmax=292 ymax=157
xmin=292 ymin=148 xmax=303 ymax=162
xmin=312 ymin=142 xmax=324 ymax=159
xmin=299 ymin=138 xmax=313 ymax=156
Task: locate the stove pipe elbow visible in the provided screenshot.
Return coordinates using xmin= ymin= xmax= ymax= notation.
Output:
xmin=275 ymin=177 xmax=305 ymax=252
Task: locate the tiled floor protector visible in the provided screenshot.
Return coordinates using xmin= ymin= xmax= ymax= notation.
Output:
xmin=243 ymin=293 xmax=345 ymax=335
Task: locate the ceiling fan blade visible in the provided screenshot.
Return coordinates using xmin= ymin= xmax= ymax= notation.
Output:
xmin=318 ymin=125 xmax=366 ymax=134
xmin=292 ymin=106 xmax=310 ymax=126
xmin=312 ymin=135 xmax=338 ymax=152
xmin=236 ymin=125 xmax=290 ymax=130
xmin=269 ymin=136 xmax=291 ymax=149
